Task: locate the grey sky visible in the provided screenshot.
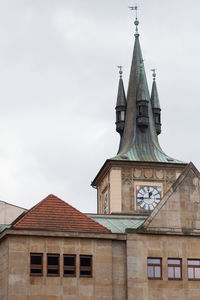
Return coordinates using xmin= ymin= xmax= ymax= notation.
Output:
xmin=0 ymin=0 xmax=198 ymax=212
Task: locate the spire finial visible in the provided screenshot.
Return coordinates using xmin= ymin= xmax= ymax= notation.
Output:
xmin=117 ymin=66 xmax=123 ymax=79
xmin=129 ymin=4 xmax=139 ymax=37
xmin=151 ymin=69 xmax=156 ymax=81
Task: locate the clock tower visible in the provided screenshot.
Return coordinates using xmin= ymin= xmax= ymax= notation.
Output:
xmin=91 ymin=13 xmax=187 ymax=215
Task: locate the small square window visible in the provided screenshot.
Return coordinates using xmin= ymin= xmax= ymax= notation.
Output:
xmin=80 ymin=255 xmax=92 ymax=277
xmin=47 ymin=254 xmax=59 ymax=276
xmin=63 ymin=255 xmax=76 ymax=277
xmin=147 ymin=258 xmax=162 ymax=279
xmin=168 ymin=258 xmax=182 ymax=280
xmin=188 ymin=259 xmax=200 ymax=280
xmin=30 ymin=253 xmax=43 ymax=276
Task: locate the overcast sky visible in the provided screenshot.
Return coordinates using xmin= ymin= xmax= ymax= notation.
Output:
xmin=0 ymin=0 xmax=199 ymax=213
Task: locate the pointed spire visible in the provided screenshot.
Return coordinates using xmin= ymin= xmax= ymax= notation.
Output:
xmin=151 ymin=69 xmax=161 ymax=109
xmin=118 ymin=22 xmax=145 ymax=154
xmin=115 ymin=66 xmax=127 ymax=137
xmin=137 ymin=63 xmax=148 ymax=101
xmin=151 ymin=69 xmax=161 ymax=135
xmin=136 ymin=63 xmax=149 ymax=130
xmin=116 ymin=66 xmax=126 ymax=107
xmin=111 ymin=9 xmax=184 ymax=164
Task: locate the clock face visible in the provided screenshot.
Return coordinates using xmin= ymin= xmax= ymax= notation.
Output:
xmin=136 ymin=185 xmax=161 ymax=211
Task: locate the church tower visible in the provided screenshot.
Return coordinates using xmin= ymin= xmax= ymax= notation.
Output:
xmin=92 ymin=10 xmax=187 ymax=215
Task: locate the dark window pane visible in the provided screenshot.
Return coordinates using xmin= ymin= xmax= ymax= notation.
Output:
xmin=80 ymin=270 xmax=91 ymax=276
xmin=31 ymin=255 xmax=42 ymax=265
xmin=47 ymin=254 xmax=59 ymax=276
xmin=30 ymin=254 xmax=42 ymax=276
xmin=80 ymin=255 xmax=92 ymax=277
xmin=48 ymin=269 xmax=59 ymax=274
xmin=64 ymin=256 xmax=75 ymax=266
xmin=80 ymin=257 xmax=91 ymax=267
xmin=48 ymin=255 xmax=59 ymax=265
xmin=63 ymin=255 xmax=76 ymax=276
xmin=64 ymin=269 xmax=75 ymax=275
xmin=31 ymin=268 xmax=42 ymax=274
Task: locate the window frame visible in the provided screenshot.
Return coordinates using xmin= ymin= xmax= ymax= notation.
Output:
xmin=30 ymin=253 xmax=43 ymax=276
xmin=147 ymin=257 xmax=162 ymax=280
xmin=63 ymin=254 xmax=76 ymax=277
xmin=47 ymin=253 xmax=60 ymax=276
xmin=188 ymin=259 xmax=200 ymax=281
xmin=168 ymin=258 xmax=182 ymax=280
xmin=80 ymin=255 xmax=92 ymax=278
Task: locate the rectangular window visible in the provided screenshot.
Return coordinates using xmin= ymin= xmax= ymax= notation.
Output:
xmin=188 ymin=259 xmax=200 ymax=280
xmin=117 ymin=111 xmax=120 ymax=121
xmin=63 ymin=255 xmax=76 ymax=277
xmin=30 ymin=253 xmax=43 ymax=275
xmin=47 ymin=254 xmax=59 ymax=276
xmin=168 ymin=258 xmax=182 ymax=280
xmin=80 ymin=255 xmax=92 ymax=277
xmin=147 ymin=258 xmax=162 ymax=279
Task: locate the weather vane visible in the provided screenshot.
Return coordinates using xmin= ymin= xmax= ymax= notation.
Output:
xmin=128 ymin=4 xmax=139 ymax=36
xmin=151 ymin=69 xmax=156 ymax=80
xmin=128 ymin=5 xmax=138 ymax=19
xmin=117 ymin=66 xmax=123 ymax=79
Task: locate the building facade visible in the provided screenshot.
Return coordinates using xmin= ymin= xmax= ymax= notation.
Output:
xmin=0 ymin=11 xmax=200 ymax=300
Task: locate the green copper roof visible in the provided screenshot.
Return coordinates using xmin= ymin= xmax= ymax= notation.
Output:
xmin=116 ymin=78 xmax=126 ymax=107
xmin=0 ymin=224 xmax=11 ymax=233
xmin=91 ymin=216 xmax=145 ymax=233
xmin=112 ymin=31 xmax=185 ymax=165
xmin=151 ymin=76 xmax=160 ymax=110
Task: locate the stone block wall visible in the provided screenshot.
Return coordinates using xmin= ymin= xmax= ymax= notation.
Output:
xmin=127 ymin=233 xmax=200 ymax=300
xmin=5 ymin=234 xmax=126 ymax=300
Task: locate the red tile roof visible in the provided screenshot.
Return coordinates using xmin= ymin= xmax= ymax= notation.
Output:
xmin=12 ymin=194 xmax=110 ymax=233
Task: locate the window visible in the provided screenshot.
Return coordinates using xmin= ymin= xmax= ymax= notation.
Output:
xmin=30 ymin=253 xmax=43 ymax=275
xmin=121 ymin=111 xmax=125 ymax=121
xmin=147 ymin=258 xmax=162 ymax=279
xmin=80 ymin=255 xmax=92 ymax=277
xmin=138 ymin=106 xmax=142 ymax=116
xmin=188 ymin=259 xmax=200 ymax=280
xmin=63 ymin=255 xmax=76 ymax=277
xmin=155 ymin=113 xmax=160 ymax=124
xmin=104 ymin=193 xmax=108 ymax=214
xmin=168 ymin=258 xmax=182 ymax=280
xmin=47 ymin=254 xmax=59 ymax=276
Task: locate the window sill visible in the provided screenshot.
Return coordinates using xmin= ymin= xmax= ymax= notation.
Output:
xmin=148 ymin=277 xmax=163 ymax=280
xmin=30 ymin=274 xmax=43 ymax=277
xmin=188 ymin=278 xmax=200 ymax=281
xmin=168 ymin=278 xmax=182 ymax=281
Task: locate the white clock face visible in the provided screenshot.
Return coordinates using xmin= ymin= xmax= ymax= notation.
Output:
xmin=136 ymin=186 xmax=161 ymax=211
